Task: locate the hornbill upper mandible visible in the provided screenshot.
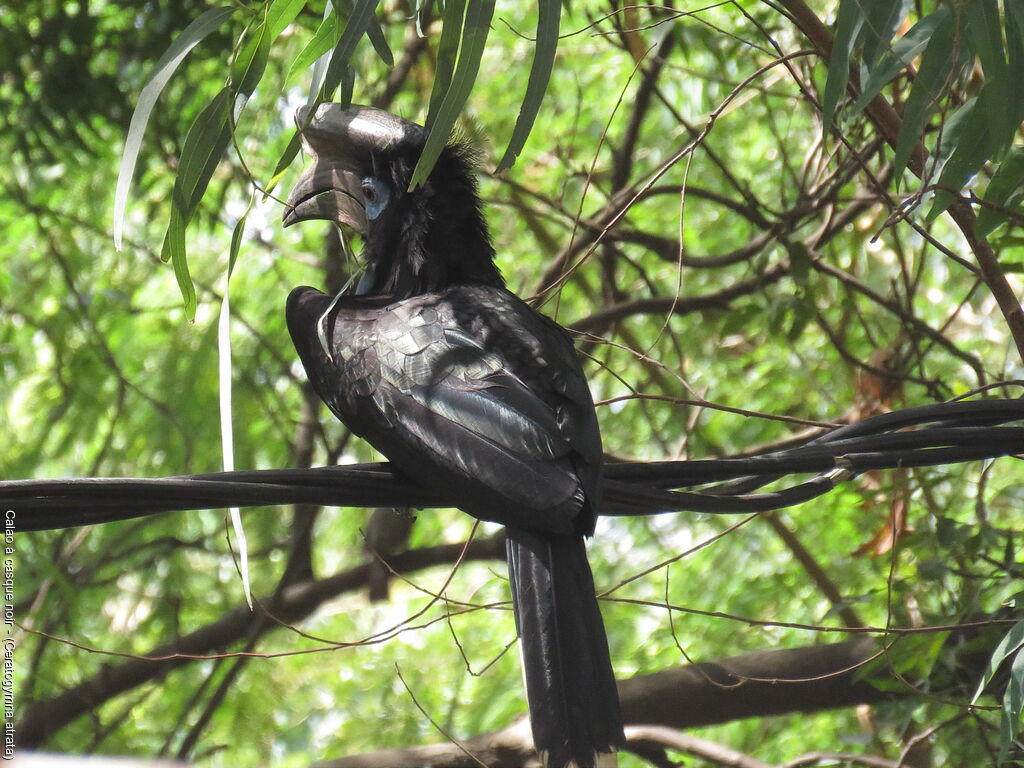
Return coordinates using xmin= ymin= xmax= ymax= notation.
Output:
xmin=283 ymin=103 xmax=624 ymax=768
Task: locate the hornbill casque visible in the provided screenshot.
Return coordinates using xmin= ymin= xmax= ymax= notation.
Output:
xmin=283 ymin=103 xmax=624 ymax=768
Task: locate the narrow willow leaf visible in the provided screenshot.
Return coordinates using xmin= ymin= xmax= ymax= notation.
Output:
xmin=267 ymin=0 xmax=305 ymax=38
xmin=822 ymin=0 xmax=865 ymax=129
xmin=496 ymin=0 xmax=560 ymax=172
xmin=976 ymin=146 xmax=1024 ymax=236
xmin=929 ymin=95 xmax=977 ymax=172
xmin=410 ymin=1 xmax=495 ymax=189
xmin=1010 ymin=2 xmax=1024 ymax=71
xmin=998 ymin=648 xmax=1024 ymax=767
xmin=265 ymin=131 xmax=304 ymax=198
xmin=361 ymin=2 xmax=394 ymax=67
xmin=892 ymin=9 xmax=957 ymax=188
xmin=972 ymin=618 xmax=1024 ymax=704
xmin=223 ymin=192 xmax=255 ymax=609
xmin=166 ymin=205 xmax=198 ymax=320
xmin=964 ymin=0 xmax=1006 ymax=80
xmin=113 ymin=6 xmax=233 ymax=250
xmin=321 ymin=0 xmax=381 ymax=101
xmin=852 ymin=7 xmax=951 ymax=116
xmin=228 ymin=190 xmax=255 ymax=276
xmin=860 ymin=0 xmax=910 ymax=69
xmin=308 ymin=1 xmax=337 ymax=104
xmin=425 ymin=0 xmax=466 ymax=129
xmin=173 ymin=87 xmax=233 ymax=219
xmin=231 ymin=16 xmax=272 ymax=116
xmin=161 ymin=86 xmax=233 ymax=320
xmin=336 ymin=0 xmax=393 ymax=67
xmin=287 ymin=13 xmax=340 ymax=84
xmin=926 ymin=84 xmax=1000 ymax=221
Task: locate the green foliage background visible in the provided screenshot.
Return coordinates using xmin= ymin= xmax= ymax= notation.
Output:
xmin=2 ymin=1 xmax=1023 ymax=766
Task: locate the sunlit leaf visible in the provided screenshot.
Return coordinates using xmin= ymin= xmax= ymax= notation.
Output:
xmin=410 ymin=1 xmax=495 ymax=189
xmin=160 ymin=86 xmax=233 ymax=320
xmin=165 ymin=205 xmax=197 ymax=320
xmin=231 ymin=15 xmax=272 ymax=115
xmin=113 ymin=6 xmax=234 ymax=250
xmin=496 ymin=0 xmax=560 ymax=172
xmin=287 ymin=9 xmax=340 ymax=85
xmin=267 ymin=0 xmax=305 ymax=38
xmin=358 ymin=0 xmax=394 ymax=67
xmin=321 ymin=0 xmax=382 ymax=101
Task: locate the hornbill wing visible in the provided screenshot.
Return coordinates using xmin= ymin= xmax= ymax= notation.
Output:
xmin=288 ymin=285 xmax=622 ymax=768
xmin=286 ymin=286 xmax=594 ymax=534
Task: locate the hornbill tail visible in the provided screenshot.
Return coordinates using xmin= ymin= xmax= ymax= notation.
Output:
xmin=506 ymin=527 xmax=623 ymax=768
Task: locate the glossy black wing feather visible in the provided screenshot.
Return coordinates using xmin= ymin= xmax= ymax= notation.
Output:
xmin=286 ymin=285 xmax=592 ymax=533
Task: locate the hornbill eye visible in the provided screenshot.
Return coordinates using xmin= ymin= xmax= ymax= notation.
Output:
xmin=361 ymin=177 xmax=389 ymax=221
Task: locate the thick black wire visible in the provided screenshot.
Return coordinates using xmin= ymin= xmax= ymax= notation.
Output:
xmin=4 ymin=400 xmax=1022 ymax=532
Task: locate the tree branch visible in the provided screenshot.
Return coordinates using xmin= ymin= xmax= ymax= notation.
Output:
xmin=773 ymin=0 xmax=1024 ymax=365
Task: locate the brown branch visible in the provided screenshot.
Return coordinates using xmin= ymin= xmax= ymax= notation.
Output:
xmin=310 ymin=637 xmax=894 ymax=768
xmin=625 ymin=726 xmax=777 ymax=768
xmin=761 ymin=512 xmax=864 ymax=629
xmin=569 ymin=261 xmax=791 ymax=335
xmin=773 ymin=0 xmax=1024 ymax=364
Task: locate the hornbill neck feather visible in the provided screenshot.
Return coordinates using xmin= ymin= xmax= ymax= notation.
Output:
xmin=363 ymin=143 xmax=504 ymax=298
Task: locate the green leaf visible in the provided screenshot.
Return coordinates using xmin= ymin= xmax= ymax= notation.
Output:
xmin=999 ymin=647 xmax=1024 ymax=766
xmin=165 ymin=205 xmax=197 ymax=321
xmin=860 ymin=0 xmax=911 ymax=69
xmin=1009 ymin=1 xmax=1024 ymax=73
xmin=160 ymin=86 xmax=233 ymax=320
xmin=853 ymin=7 xmax=951 ymax=116
xmin=267 ymin=0 xmax=305 ymax=38
xmin=496 ymin=0 xmax=561 ymax=172
xmin=926 ymin=82 xmax=1004 ymax=221
xmin=358 ymin=0 xmax=394 ymax=67
xmin=425 ymin=0 xmax=466 ymax=129
xmin=286 ymin=11 xmax=340 ymax=84
xmin=174 ymin=87 xmax=234 ymax=218
xmin=231 ymin=15 xmax=272 ymax=115
xmin=228 ymin=192 xmax=255 ymax=277
xmin=264 ymin=131 xmax=304 ymax=200
xmin=113 ymin=6 xmax=234 ymax=250
xmin=977 ymin=145 xmax=1024 ymax=236
xmin=972 ymin=618 xmax=1024 ymax=704
xmin=892 ymin=9 xmax=958 ymax=188
xmin=965 ymin=0 xmax=1006 ymax=81
xmin=410 ymin=1 xmax=495 ymax=189
xmin=822 ymin=0 xmax=865 ymax=129
xmin=963 ymin=0 xmax=1016 ymax=154
xmin=335 ymin=0 xmax=392 ymax=67
xmin=321 ymin=0 xmax=382 ymax=101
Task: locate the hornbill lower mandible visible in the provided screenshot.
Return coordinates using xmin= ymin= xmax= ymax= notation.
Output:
xmin=283 ymin=103 xmax=623 ymax=768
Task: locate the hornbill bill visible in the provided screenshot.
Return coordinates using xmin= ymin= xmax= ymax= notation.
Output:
xmin=283 ymin=103 xmax=623 ymax=768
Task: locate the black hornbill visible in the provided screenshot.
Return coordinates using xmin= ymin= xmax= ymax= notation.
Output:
xmin=283 ymin=104 xmax=623 ymax=768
